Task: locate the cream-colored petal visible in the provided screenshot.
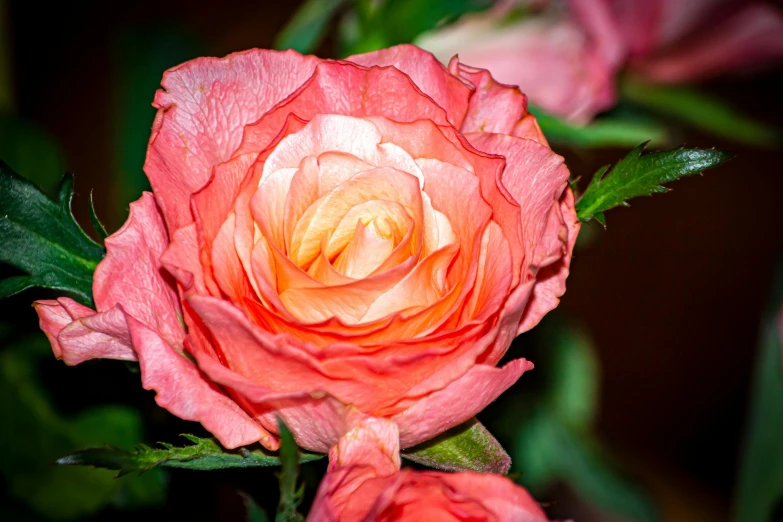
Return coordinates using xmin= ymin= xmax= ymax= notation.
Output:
xmin=289 ymin=167 xmax=423 ymax=269
xmin=360 ymin=243 xmax=460 ymax=324
xmin=323 ymin=200 xmax=412 ymax=261
xmin=333 ymin=221 xmax=396 ymax=279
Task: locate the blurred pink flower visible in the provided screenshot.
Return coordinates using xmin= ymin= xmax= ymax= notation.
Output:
xmin=417 ymin=0 xmax=783 ymax=122
xmin=417 ymin=2 xmax=621 ymax=123
xmin=602 ymin=0 xmax=783 ymax=83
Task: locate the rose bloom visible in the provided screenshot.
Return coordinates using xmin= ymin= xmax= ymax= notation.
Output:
xmin=310 ymin=417 xmax=555 ymax=522
xmin=418 ymin=0 xmax=783 ymax=122
xmin=35 ymin=44 xmax=578 ymax=452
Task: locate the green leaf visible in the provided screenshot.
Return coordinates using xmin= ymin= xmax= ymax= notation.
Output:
xmin=276 ymin=419 xmax=305 ymax=522
xmin=531 ymin=106 xmax=668 ymax=149
xmin=57 ymin=434 xmax=323 ymax=476
xmin=0 ymin=161 xmax=104 ymax=305
xmin=89 ymin=191 xmax=109 ymax=240
xmin=402 ymin=418 xmax=511 ymax=474
xmin=240 ymin=491 xmax=270 ymax=522
xmin=275 ymin=0 xmax=347 ymax=54
xmin=0 ymin=333 xmax=165 ymax=520
xmin=732 ymin=259 xmax=783 ymax=522
xmin=622 ymin=77 xmax=779 ymax=147
xmin=515 ymin=412 xmax=658 ymax=522
xmin=575 ymin=143 xmax=732 ymax=225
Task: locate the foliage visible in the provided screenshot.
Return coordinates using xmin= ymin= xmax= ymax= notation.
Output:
xmin=576 ymin=143 xmax=732 ymax=225
xmin=0 ymin=333 xmax=165 ymax=520
xmin=402 ymin=418 xmax=511 ymax=474
xmin=622 ymin=77 xmax=779 ymax=147
xmin=0 ymin=161 xmax=105 ymax=306
xmin=57 ymin=433 xmax=323 ymax=476
xmin=732 ymin=259 xmax=783 ymax=522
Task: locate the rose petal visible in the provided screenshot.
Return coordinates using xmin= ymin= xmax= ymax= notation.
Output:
xmin=518 ymin=187 xmax=580 ymax=333
xmin=188 ymin=349 xmax=350 ymax=452
xmin=93 ymin=192 xmax=184 ymax=347
xmin=347 ymin=43 xmax=472 ymax=128
xmin=450 ymin=59 xmax=530 ymax=137
xmin=328 ymin=416 xmax=401 ymax=473
xmin=144 ymin=49 xmax=320 ymax=230
xmin=394 ymin=359 xmax=533 ymax=448
xmin=235 ymin=61 xmax=455 ymax=157
xmin=124 ymin=312 xmax=272 ymax=449
xmin=211 ymin=212 xmax=256 ymax=304
xmin=34 ymin=298 xmax=136 ymax=365
xmin=435 ymin=472 xmax=551 ymax=521
xmin=160 ymin=223 xmax=207 ymax=294
xmin=466 ymin=133 xmax=572 ymax=264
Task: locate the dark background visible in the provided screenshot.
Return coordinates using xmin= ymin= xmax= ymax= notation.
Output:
xmin=2 ymin=1 xmax=782 ymax=520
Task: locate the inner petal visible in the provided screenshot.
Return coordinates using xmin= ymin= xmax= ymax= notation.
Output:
xmin=323 ymin=199 xmax=412 ymax=261
xmin=288 ymin=167 xmax=424 ymax=269
xmin=333 ymin=220 xmax=396 ymax=279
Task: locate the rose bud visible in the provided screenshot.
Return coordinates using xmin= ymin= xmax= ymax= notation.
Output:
xmin=309 ymin=416 xmax=558 ymax=522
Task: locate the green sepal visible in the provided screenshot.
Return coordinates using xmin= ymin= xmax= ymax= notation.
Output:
xmin=402 ymin=418 xmax=511 ymax=474
xmin=88 ymin=191 xmax=109 ymax=240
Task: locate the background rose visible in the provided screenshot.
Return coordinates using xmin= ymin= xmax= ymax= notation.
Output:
xmin=309 ymin=416 xmax=554 ymax=521
xmin=417 ymin=0 xmax=783 ymax=122
xmin=35 ymin=44 xmax=578 ymax=453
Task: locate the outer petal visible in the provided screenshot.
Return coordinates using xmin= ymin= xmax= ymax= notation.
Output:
xmin=187 ymin=348 xmax=351 ymax=452
xmin=466 ymin=133 xmax=579 ymax=332
xmin=519 ymin=187 xmax=580 ymax=333
xmin=34 ymin=298 xmax=136 ymax=365
xmin=435 ymin=472 xmax=551 ymax=521
xmin=393 ymin=359 xmax=534 ymax=448
xmin=347 ymin=43 xmax=472 ymax=127
xmin=93 ymin=193 xmax=184 ymax=348
xmin=160 ymin=223 xmax=207 ymax=294
xmin=328 ymin=416 xmax=401 ymax=474
xmin=234 ymin=60 xmax=454 ymax=157
xmin=144 ymin=49 xmax=320 ymax=230
xmin=124 ymin=313 xmax=272 ymax=449
xmin=448 ymin=59 xmax=530 ymax=138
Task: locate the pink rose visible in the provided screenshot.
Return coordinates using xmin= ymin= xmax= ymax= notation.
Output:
xmin=418 ymin=0 xmax=783 ymax=121
xmin=593 ymin=0 xmax=783 ymax=83
xmin=35 ymin=45 xmax=578 ymax=452
xmin=310 ymin=417 xmax=555 ymax=521
xmin=416 ymin=1 xmax=623 ymax=123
